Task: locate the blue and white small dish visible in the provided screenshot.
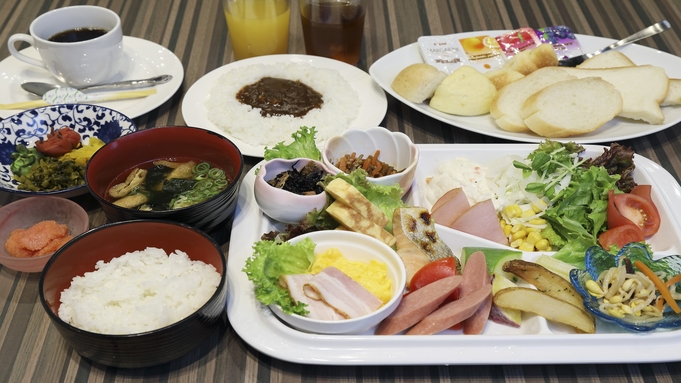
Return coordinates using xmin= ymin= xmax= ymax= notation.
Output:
xmin=0 ymin=104 xmax=136 ymax=197
xmin=570 ymin=243 xmax=681 ymax=332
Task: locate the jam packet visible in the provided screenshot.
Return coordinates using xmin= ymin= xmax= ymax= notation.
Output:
xmin=417 ymin=34 xmax=506 ymax=74
xmin=495 ymin=25 xmax=583 ymax=60
xmin=534 ymin=25 xmax=584 ymax=60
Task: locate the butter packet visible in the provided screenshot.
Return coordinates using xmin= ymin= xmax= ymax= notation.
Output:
xmin=417 ymin=34 xmax=506 ymax=74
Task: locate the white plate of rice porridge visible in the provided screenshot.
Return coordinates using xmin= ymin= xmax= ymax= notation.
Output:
xmin=181 ymin=54 xmax=387 ymax=158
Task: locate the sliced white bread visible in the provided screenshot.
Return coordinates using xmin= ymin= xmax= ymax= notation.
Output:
xmin=560 ymin=65 xmax=668 ymax=124
xmin=521 ymin=77 xmax=623 ymax=138
xmin=578 ymin=51 xmax=681 ymax=107
xmin=489 ymin=67 xmax=576 ymax=132
xmin=576 ymin=51 xmax=636 ymax=68
xmin=391 ymin=63 xmax=447 ymax=103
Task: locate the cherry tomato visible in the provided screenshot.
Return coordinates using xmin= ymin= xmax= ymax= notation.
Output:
xmin=410 ymin=257 xmax=460 ymax=302
xmin=599 ymin=224 xmax=646 ymax=249
xmin=409 ymin=257 xmax=463 ymax=330
xmin=607 ymin=189 xmax=661 ymax=236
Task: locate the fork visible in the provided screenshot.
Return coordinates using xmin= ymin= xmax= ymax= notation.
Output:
xmin=557 ymin=20 xmax=671 ymax=67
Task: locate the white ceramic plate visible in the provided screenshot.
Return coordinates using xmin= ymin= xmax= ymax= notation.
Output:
xmin=181 ymin=54 xmax=388 ymax=158
xmin=226 ymin=144 xmax=681 ymax=365
xmin=369 ymin=31 xmax=681 ymax=144
xmin=0 ymin=36 xmax=184 ymax=119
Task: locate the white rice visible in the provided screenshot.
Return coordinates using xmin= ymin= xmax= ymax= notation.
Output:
xmin=58 ymin=247 xmax=221 ymax=335
xmin=206 ymin=62 xmax=360 ymax=147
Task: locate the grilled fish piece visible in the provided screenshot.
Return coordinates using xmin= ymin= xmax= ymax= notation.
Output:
xmin=393 ymin=207 xmax=457 ymax=284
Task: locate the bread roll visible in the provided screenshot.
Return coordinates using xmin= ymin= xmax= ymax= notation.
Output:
xmin=489 ymin=67 xmax=576 ymax=132
xmin=485 ymin=68 xmax=525 ymax=90
xmin=391 ymin=63 xmax=447 ymax=103
xmin=521 ymin=77 xmax=623 ymax=138
xmin=429 ymin=66 xmax=497 ymax=116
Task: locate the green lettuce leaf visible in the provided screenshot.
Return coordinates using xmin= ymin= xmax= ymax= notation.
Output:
xmin=242 ymin=237 xmax=316 ymax=315
xmin=263 ymin=126 xmax=321 ymax=161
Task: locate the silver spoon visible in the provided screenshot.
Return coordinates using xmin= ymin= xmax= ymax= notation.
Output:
xmin=21 ymin=74 xmax=173 ymax=97
xmin=557 ymin=20 xmax=671 ymax=67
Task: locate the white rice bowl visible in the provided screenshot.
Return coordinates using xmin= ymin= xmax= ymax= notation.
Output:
xmin=58 ymin=247 xmax=221 ymax=335
xmin=206 ymin=62 xmax=361 ymax=147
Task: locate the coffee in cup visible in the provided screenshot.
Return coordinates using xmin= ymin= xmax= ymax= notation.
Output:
xmin=8 ymin=6 xmax=124 ymax=87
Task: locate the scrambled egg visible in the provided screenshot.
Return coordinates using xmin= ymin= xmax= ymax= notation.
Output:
xmin=309 ymin=248 xmax=392 ymax=304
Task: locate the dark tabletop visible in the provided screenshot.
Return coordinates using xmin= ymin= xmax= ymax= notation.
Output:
xmin=2 ymin=0 xmax=681 ymax=382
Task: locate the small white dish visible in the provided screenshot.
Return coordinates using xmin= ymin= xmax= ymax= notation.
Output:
xmin=254 ymin=158 xmax=330 ymax=224
xmin=181 ymin=54 xmax=388 ymax=158
xmin=322 ymin=127 xmax=419 ymax=195
xmin=269 ymin=230 xmax=407 ymax=335
xmin=0 ymin=36 xmax=184 ymax=119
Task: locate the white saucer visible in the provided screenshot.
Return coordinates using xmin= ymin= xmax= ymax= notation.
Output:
xmin=182 ymin=54 xmax=387 ymax=158
xmin=0 ymin=36 xmax=184 ymax=119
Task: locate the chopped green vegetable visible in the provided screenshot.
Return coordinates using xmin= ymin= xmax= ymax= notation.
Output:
xmin=263 ymin=126 xmax=321 ymax=161
xmin=243 ymin=237 xmax=316 ymax=315
xmin=10 ymin=144 xmax=44 ymax=176
xmin=14 ymin=157 xmax=84 ymax=191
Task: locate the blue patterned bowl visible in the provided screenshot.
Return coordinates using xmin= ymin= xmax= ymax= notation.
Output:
xmin=570 ymin=243 xmax=681 ymax=332
xmin=0 ymin=104 xmax=137 ymax=197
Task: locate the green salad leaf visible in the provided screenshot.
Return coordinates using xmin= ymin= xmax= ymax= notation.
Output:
xmin=243 ymin=237 xmax=316 ymax=315
xmin=263 ymin=126 xmax=321 ymax=161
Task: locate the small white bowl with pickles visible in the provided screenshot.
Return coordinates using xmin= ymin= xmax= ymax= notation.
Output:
xmin=321 ymin=127 xmax=419 ymax=196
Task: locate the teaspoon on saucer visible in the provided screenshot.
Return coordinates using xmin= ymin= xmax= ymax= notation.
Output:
xmin=21 ymin=74 xmax=173 ymax=97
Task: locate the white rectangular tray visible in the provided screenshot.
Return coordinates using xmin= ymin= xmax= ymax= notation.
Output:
xmin=226 ymin=144 xmax=681 ymax=365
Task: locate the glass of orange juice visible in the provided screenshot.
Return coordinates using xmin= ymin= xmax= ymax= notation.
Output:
xmin=222 ymin=0 xmax=290 ymax=60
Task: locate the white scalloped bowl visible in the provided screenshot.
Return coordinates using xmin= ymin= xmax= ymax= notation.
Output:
xmin=269 ymin=230 xmax=407 ymax=335
xmin=322 ymin=127 xmax=419 ymax=196
xmin=254 ymin=158 xmax=331 ymax=224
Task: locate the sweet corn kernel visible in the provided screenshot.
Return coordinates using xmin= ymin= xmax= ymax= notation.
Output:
xmin=528 ymin=218 xmax=547 ymax=225
xmin=504 ymin=204 xmax=522 ymax=218
xmin=534 ymin=239 xmax=550 ymax=251
xmin=511 ymin=224 xmax=525 ymax=233
xmin=503 ymin=225 xmax=513 ymax=237
xmin=531 ymin=200 xmax=547 ymax=212
xmin=518 ymin=242 xmax=535 ymax=252
xmin=521 ymin=209 xmax=535 ymax=219
xmin=525 ymin=231 xmax=542 ymax=245
xmin=511 ymin=230 xmax=528 ymax=241
xmin=510 ymin=238 xmax=524 ymax=248
xmin=526 ymin=227 xmax=539 ymax=232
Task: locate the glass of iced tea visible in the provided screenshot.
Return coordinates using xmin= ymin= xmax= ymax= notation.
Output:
xmin=222 ymin=0 xmax=290 ymax=60
xmin=299 ymin=0 xmax=366 ymax=65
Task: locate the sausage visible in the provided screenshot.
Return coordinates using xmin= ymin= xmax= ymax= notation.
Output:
xmin=405 ymin=284 xmax=492 ymax=335
xmin=374 ymin=275 xmax=462 ymax=335
xmin=460 ymin=251 xmax=493 ymax=335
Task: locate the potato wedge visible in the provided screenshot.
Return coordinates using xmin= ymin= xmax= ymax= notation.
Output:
xmin=493 ymin=287 xmax=596 ymax=334
xmin=502 ymin=259 xmax=584 ymax=309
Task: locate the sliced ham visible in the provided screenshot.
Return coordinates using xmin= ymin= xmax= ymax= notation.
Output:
xmin=459 ymin=251 xmax=493 ymax=335
xmin=405 ymin=284 xmax=492 ymax=335
xmin=449 ymin=199 xmax=508 ymax=245
xmin=303 ymin=267 xmax=382 ymax=319
xmin=431 ymin=188 xmax=470 ymax=227
xmin=279 ymin=274 xmax=344 ymax=321
xmin=375 ymin=275 xmax=463 ymax=335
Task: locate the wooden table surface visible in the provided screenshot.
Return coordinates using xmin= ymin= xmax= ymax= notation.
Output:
xmin=2 ymin=0 xmax=681 ymax=382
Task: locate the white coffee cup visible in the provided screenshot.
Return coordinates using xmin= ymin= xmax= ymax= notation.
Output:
xmin=8 ymin=6 xmax=124 ymax=87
